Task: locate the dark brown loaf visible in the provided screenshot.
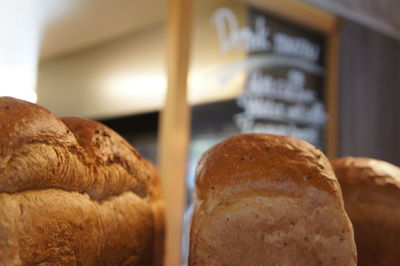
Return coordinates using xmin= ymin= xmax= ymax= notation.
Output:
xmin=331 ymin=157 xmax=400 ymax=266
xmin=189 ymin=134 xmax=357 ymax=266
xmin=0 ymin=97 xmax=163 ymax=265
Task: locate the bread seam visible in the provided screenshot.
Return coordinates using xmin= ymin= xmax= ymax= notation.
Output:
xmin=0 ymin=186 xmax=149 ymax=203
xmin=0 ymin=142 xmax=147 ymax=201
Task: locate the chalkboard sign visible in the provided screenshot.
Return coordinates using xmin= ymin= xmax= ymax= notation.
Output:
xmin=188 ymin=1 xmax=338 ymax=191
xmin=235 ymin=7 xmax=326 ymax=149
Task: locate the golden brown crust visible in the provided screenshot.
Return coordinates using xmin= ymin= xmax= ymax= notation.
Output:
xmin=190 ymin=134 xmax=356 ymax=266
xmin=143 ymin=159 xmax=163 ymax=203
xmin=60 ymin=117 xmax=143 ymax=166
xmin=0 ymin=189 xmax=154 ymax=265
xmin=0 ymin=97 xmax=150 ymax=200
xmin=0 ymin=97 xmax=91 ymax=195
xmin=142 ymin=159 xmax=165 ymax=266
xmin=61 ymin=117 xmax=151 ymax=199
xmin=0 ymin=97 xmax=164 ymax=265
xmin=0 ymin=97 xmax=76 ymax=151
xmin=331 ymin=157 xmax=400 ymax=190
xmin=196 ymin=134 xmax=341 ymax=200
xmin=332 ymin=157 xmax=400 ymax=266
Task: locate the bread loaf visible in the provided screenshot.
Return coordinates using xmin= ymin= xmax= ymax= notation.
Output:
xmin=0 ymin=97 xmax=163 ymax=265
xmin=189 ymin=134 xmax=356 ymax=266
xmin=332 ymin=157 xmax=400 ymax=266
xmin=144 ymin=159 xmax=165 ymax=266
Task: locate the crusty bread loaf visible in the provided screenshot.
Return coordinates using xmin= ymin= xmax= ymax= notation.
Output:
xmin=0 ymin=97 xmax=163 ymax=265
xmin=189 ymin=134 xmax=357 ymax=266
xmin=332 ymin=157 xmax=400 ymax=266
xmin=144 ymin=159 xmax=165 ymax=266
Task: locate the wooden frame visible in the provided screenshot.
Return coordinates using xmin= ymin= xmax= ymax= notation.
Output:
xmin=159 ymin=0 xmax=339 ymax=265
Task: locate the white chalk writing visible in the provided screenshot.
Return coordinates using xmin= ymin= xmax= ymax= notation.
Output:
xmin=246 ymin=70 xmax=316 ymax=102
xmin=212 ymin=7 xmax=271 ymax=53
xmin=273 ymin=33 xmax=320 ymax=62
xmin=234 ymin=70 xmax=326 ymax=146
xmin=211 ymin=7 xmax=320 ymax=62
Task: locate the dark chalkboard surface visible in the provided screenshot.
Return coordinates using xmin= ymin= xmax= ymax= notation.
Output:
xmin=188 ymin=3 xmax=329 ymax=190
xmin=237 ymin=7 xmax=326 ymax=148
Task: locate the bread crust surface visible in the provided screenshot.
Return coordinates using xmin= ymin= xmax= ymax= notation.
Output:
xmin=332 ymin=157 xmax=400 ymax=266
xmin=189 ymin=134 xmax=357 ymax=266
xmin=0 ymin=97 xmax=163 ymax=265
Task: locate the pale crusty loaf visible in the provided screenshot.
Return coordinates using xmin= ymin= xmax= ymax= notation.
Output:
xmin=332 ymin=157 xmax=400 ymax=266
xmin=189 ymin=134 xmax=357 ymax=266
xmin=0 ymin=97 xmax=163 ymax=265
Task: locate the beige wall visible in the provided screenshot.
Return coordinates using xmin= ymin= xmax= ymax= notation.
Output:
xmin=37 ymin=23 xmax=166 ymax=119
xmin=37 ymin=0 xmax=247 ymax=119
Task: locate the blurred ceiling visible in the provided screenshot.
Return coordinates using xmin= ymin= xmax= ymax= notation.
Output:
xmin=39 ymin=0 xmax=166 ymax=60
xmin=38 ymin=0 xmax=400 ymax=61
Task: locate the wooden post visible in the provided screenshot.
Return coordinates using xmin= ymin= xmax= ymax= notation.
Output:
xmin=158 ymin=0 xmax=193 ymax=265
xmin=326 ymin=29 xmax=340 ymax=159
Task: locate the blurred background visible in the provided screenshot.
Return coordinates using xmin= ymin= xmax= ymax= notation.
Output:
xmin=0 ymin=0 xmax=399 ymax=193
